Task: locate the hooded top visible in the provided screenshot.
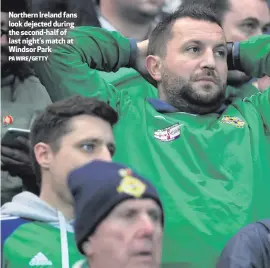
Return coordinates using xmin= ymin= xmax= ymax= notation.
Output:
xmin=1 ymin=192 xmax=82 ymax=268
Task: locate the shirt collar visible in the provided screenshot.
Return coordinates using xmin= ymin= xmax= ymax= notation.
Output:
xmin=98 ymin=15 xmax=117 ymax=32
xmin=147 ymin=98 xmax=227 ymax=114
xmin=248 ymin=77 xmax=257 ymax=84
xmin=147 ymin=98 xmax=178 ymax=113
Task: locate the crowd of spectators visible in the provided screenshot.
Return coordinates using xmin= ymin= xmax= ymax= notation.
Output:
xmin=1 ymin=0 xmax=270 ymax=267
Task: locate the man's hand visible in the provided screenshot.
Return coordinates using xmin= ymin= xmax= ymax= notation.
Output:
xmin=252 ymin=76 xmax=270 ymax=92
xmin=135 ymin=40 xmax=149 ymax=75
xmin=257 ymin=76 xmax=270 ymax=92
xmin=1 ymin=136 xmax=39 ymax=194
xmin=134 ymin=40 xmax=157 ymax=86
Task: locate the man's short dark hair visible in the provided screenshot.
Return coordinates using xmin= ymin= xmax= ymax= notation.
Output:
xmin=148 ymin=4 xmax=222 ymax=57
xmin=30 ymin=95 xmax=118 ymax=183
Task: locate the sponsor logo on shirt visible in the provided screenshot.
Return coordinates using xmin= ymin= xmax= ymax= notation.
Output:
xmin=154 ymin=123 xmax=180 ymax=142
xmin=221 ymin=115 xmax=245 ymax=128
xmin=29 ymin=252 xmax=52 ymax=266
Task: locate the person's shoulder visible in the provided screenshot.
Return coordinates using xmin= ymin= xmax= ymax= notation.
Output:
xmin=16 ymin=75 xmax=52 ymax=103
xmin=217 ymin=220 xmax=270 ymax=268
xmin=229 ymin=219 xmax=270 ymax=245
xmin=1 ymin=214 xmax=32 ymax=246
xmin=20 ymin=75 xmax=46 ymax=90
xmin=238 ymin=220 xmax=270 ymax=236
xmin=0 ymin=214 xmax=29 ymax=225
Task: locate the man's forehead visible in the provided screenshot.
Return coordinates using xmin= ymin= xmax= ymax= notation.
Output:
xmin=171 ymin=18 xmax=226 ymax=44
xmin=115 ymin=199 xmax=160 ymax=211
xmin=69 ymin=114 xmax=112 ymax=131
xmin=64 ymin=115 xmax=114 ymax=142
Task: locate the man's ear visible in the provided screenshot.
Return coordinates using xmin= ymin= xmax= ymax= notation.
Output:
xmin=145 ymin=55 xmax=162 ymax=82
xmin=82 ymin=240 xmax=93 ymax=257
xmin=34 ymin=142 xmax=54 ymax=170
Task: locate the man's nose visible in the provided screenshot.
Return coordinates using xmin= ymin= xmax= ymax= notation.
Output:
xmin=249 ymin=27 xmax=263 ymax=37
xmin=200 ymin=48 xmax=216 ymax=69
xmin=136 ymin=215 xmax=155 ymax=237
xmin=97 ymin=146 xmax=112 ymax=162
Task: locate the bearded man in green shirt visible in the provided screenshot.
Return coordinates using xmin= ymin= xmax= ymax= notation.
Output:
xmin=35 ymin=3 xmax=270 ymax=268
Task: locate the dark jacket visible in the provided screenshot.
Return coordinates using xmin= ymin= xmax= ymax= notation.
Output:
xmin=216 ymin=220 xmax=270 ymax=268
xmin=1 ymin=74 xmax=51 ymax=204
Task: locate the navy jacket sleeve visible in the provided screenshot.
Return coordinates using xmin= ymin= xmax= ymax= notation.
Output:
xmin=216 ymin=220 xmax=270 ymax=268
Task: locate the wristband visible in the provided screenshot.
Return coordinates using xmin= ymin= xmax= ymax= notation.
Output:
xmin=128 ymin=38 xmax=138 ymax=68
xmin=232 ymin=42 xmax=243 ymax=72
xmin=227 ymin=42 xmax=234 ymax=70
xmin=227 ymin=42 xmax=243 ymax=72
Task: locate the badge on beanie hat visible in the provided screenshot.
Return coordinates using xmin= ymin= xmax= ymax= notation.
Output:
xmin=117 ymin=168 xmax=147 ymax=197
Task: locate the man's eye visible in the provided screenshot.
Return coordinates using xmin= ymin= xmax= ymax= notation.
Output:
xmin=215 ymin=50 xmax=226 ymax=58
xmin=186 ymin=47 xmax=200 ymax=53
xmin=122 ymin=210 xmax=137 ymax=219
xmin=151 ymin=213 xmax=161 ymax=222
xmin=242 ymin=22 xmax=256 ymax=32
xmin=108 ymin=144 xmax=116 ymax=156
xmin=244 ymin=23 xmax=255 ymax=29
xmin=81 ymin=144 xmax=95 ymax=152
xmin=149 ymin=211 xmax=162 ymax=222
xmin=263 ymin=26 xmax=270 ymax=34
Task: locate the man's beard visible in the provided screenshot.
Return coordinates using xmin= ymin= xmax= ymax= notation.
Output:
xmin=160 ymin=69 xmax=227 ymax=115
